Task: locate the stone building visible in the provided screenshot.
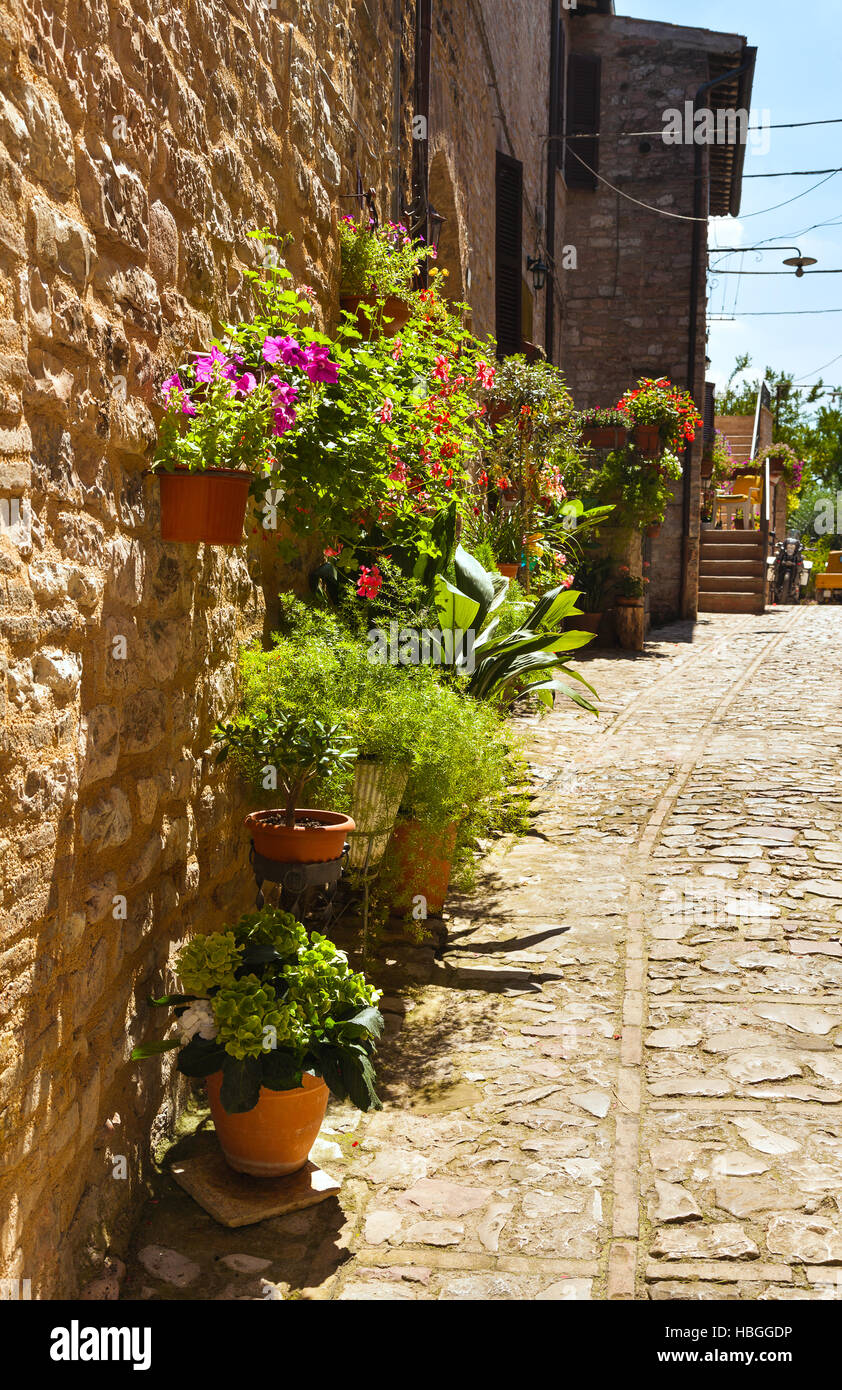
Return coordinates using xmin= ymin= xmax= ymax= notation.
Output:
xmin=0 ymin=0 xmax=754 ymax=1295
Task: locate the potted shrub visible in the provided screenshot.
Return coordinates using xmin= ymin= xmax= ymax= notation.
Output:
xmin=213 ymin=711 xmax=357 ymax=863
xmin=132 ymin=907 xmax=383 ymax=1175
xmin=577 ymin=407 xmax=631 ymax=450
xmin=338 ymin=216 xmax=432 ymax=337
xmin=617 ymin=377 xmax=702 ymax=456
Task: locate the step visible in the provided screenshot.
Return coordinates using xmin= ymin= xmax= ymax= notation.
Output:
xmin=698 ymin=591 xmax=765 ymax=614
xmin=701 ymin=527 xmax=764 ymax=545
xmin=700 ymin=558 xmax=766 ymax=581
xmin=700 ymin=544 xmax=766 ymax=564
xmin=698 ymin=574 xmax=765 ymax=594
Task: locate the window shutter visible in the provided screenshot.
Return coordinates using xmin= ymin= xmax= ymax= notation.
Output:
xmin=703 ymin=381 xmax=716 ymax=447
xmin=495 ymin=151 xmax=523 ymax=358
xmin=565 ymin=53 xmax=601 ymax=189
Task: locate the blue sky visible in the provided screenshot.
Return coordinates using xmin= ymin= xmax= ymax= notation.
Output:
xmin=618 ymin=0 xmax=842 ymax=404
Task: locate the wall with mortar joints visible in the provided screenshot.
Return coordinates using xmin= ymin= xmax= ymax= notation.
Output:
xmin=0 ymin=0 xmax=411 ymax=1296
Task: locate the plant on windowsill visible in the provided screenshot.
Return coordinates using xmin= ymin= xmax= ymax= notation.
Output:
xmin=131 ymin=907 xmax=383 ymax=1174
xmin=213 ymin=711 xmax=357 ymax=864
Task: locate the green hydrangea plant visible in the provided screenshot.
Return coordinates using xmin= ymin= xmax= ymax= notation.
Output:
xmin=132 ymin=907 xmax=383 ymax=1115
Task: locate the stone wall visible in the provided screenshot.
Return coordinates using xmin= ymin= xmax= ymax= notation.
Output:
xmin=0 ymin=0 xmax=412 ymax=1297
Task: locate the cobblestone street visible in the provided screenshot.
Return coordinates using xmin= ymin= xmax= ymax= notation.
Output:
xmin=124 ymin=607 xmax=842 ymax=1302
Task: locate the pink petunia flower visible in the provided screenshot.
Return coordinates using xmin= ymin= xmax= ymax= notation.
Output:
xmin=304 ymin=343 xmax=339 ymax=385
xmin=193 ymin=347 xmax=231 ymax=383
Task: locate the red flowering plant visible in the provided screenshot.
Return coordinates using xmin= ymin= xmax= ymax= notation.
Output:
xmin=298 ymin=269 xmax=496 ymax=589
xmin=473 ymin=355 xmax=583 ymax=585
xmin=617 ymin=377 xmax=702 ymax=452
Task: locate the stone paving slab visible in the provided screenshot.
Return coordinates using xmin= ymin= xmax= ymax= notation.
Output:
xmin=120 ymin=608 xmax=842 ymax=1301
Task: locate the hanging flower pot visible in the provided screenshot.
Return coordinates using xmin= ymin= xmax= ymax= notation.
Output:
xmin=498 ymin=562 xmax=520 ymax=580
xmin=580 ymin=425 xmax=628 ymax=450
xmin=388 ymin=819 xmax=458 ymax=918
xmin=633 ymin=424 xmax=661 ymax=454
xmin=159 ymin=468 xmax=251 ymax=544
xmin=645 ymin=522 xmax=662 ymax=539
xmin=206 ymin=1070 xmax=329 ymax=1177
xmin=244 ymin=808 xmax=355 ymax=864
xmin=347 ymin=758 xmax=410 ymax=870
xmin=158 ymin=468 xmax=209 ymax=543
xmin=339 ymin=295 xmax=410 ymax=338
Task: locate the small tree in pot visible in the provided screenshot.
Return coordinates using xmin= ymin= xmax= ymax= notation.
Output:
xmin=214 ymin=712 xmax=358 ymax=863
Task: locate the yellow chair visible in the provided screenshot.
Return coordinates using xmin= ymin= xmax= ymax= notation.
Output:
xmin=816 ymin=551 xmax=842 ymax=599
xmin=729 ymin=474 xmax=761 ymax=529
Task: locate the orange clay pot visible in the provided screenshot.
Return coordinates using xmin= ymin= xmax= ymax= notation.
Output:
xmin=206 ymin=1071 xmax=329 ymax=1177
xmin=158 ymin=467 xmax=251 ymax=545
xmin=497 ymin=562 xmax=520 ymax=580
xmin=244 ymin=808 xmax=355 ymax=863
xmin=388 ymin=818 xmax=458 ymax=917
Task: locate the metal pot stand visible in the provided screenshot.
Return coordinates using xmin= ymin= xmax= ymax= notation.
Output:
xmin=249 ymin=842 xmax=349 ymax=927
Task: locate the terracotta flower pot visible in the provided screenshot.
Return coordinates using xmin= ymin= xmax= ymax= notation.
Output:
xmin=158 ymin=467 xmax=251 ymax=545
xmin=244 ymin=808 xmax=355 ymax=863
xmin=388 ymin=819 xmax=458 ymax=918
xmin=498 ymin=562 xmax=520 ymax=579
xmin=615 ymin=597 xmax=643 ymax=607
xmin=645 ymin=523 xmax=662 ymax=539
xmin=580 ymin=425 xmax=628 ymax=449
xmin=206 ymin=1070 xmax=329 ymax=1177
xmin=632 ymin=424 xmax=661 ymax=454
xmin=339 ymin=294 xmax=410 ymax=338
xmin=486 ymin=400 xmax=512 ymax=428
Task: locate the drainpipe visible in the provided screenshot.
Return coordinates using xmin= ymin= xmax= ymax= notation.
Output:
xmin=413 ymin=0 xmax=432 ymax=285
xmin=680 ymin=54 xmax=755 ymax=618
xmin=545 ymin=0 xmax=560 ymax=360
xmin=392 ymin=0 xmax=402 ymax=223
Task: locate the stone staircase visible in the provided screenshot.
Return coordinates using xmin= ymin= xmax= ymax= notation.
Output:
xmin=698 ymin=528 xmax=766 ymax=613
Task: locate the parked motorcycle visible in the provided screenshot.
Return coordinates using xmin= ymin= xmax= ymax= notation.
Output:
xmin=767 ymin=532 xmax=812 ymax=605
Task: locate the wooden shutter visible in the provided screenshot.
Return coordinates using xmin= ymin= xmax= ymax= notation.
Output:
xmin=703 ymin=381 xmax=716 ymax=447
xmin=495 ymin=151 xmax=523 ymax=357
xmin=565 ymin=53 xmax=601 ymax=189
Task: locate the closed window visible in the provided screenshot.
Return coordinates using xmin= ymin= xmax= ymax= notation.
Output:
xmin=495 ymin=150 xmax=523 ymax=357
xmin=565 ymin=53 xmax=601 ymax=189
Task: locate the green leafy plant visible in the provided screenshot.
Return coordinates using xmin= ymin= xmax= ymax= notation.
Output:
xmin=132 ymin=907 xmax=383 ymax=1114
xmin=577 ymin=408 xmax=632 ymax=430
xmin=213 ymin=712 xmax=357 ymax=826
xmin=339 ymin=216 xmax=434 ymax=299
xmin=614 ymin=565 xmax=647 ymax=599
xmin=432 ymin=545 xmax=599 ymax=711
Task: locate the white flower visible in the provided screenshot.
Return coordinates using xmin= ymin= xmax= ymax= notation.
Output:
xmin=178 ymin=999 xmax=218 ymax=1045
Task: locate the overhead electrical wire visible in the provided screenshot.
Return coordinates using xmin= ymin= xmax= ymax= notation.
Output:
xmin=564 ymin=146 xmax=840 ymax=224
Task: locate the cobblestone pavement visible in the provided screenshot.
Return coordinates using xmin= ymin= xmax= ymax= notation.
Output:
xmin=122 ymin=607 xmax=842 ymax=1302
